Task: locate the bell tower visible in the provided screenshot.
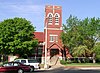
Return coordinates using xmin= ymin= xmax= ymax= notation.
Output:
xmin=44 ymin=5 xmax=62 ymax=46
xmin=43 ymin=5 xmax=63 ymax=65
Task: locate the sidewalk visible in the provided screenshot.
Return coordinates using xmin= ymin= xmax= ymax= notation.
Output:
xmin=64 ymin=66 xmax=100 ymax=70
xmin=39 ymin=65 xmax=100 ymax=70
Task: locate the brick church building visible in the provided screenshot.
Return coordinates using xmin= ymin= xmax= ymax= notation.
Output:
xmin=34 ymin=5 xmax=71 ymax=65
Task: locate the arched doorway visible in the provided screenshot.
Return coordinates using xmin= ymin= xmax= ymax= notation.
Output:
xmin=50 ymin=49 xmax=59 ymax=57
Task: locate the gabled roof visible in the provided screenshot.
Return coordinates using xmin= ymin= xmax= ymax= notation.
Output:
xmin=34 ymin=32 xmax=44 ymax=42
xmin=48 ymin=42 xmax=63 ymax=50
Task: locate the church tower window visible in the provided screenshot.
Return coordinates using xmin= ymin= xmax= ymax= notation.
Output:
xmin=48 ymin=14 xmax=52 ymax=24
xmin=55 ymin=14 xmax=59 ymax=23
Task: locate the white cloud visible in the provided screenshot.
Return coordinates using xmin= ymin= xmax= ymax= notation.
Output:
xmin=0 ymin=4 xmax=44 ymax=15
xmin=0 ymin=2 xmax=45 ymax=31
xmin=13 ymin=5 xmax=43 ymax=13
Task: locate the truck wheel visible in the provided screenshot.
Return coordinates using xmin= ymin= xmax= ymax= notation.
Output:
xmin=30 ymin=67 xmax=34 ymax=72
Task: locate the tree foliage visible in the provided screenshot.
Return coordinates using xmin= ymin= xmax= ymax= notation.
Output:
xmin=61 ymin=15 xmax=100 ymax=57
xmin=0 ymin=17 xmax=38 ymax=56
xmin=93 ymin=42 xmax=100 ymax=59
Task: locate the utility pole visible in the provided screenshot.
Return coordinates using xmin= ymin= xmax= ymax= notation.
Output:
xmin=44 ymin=20 xmax=48 ymax=69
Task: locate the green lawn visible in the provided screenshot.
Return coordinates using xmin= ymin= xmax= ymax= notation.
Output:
xmin=65 ymin=63 xmax=100 ymax=66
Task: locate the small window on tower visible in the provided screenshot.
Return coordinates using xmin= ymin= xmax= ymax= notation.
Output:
xmin=50 ymin=36 xmax=54 ymax=42
xmin=55 ymin=14 xmax=59 ymax=25
xmin=48 ymin=14 xmax=52 ymax=24
xmin=50 ymin=35 xmax=58 ymax=42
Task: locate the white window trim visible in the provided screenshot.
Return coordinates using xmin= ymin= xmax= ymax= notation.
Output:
xmin=48 ymin=14 xmax=53 ymax=24
xmin=47 ymin=13 xmax=53 ymax=17
xmin=49 ymin=35 xmax=58 ymax=42
xmin=54 ymin=13 xmax=60 ymax=25
xmin=54 ymin=13 xmax=60 ymax=17
xmin=50 ymin=36 xmax=54 ymax=42
xmin=55 ymin=23 xmax=59 ymax=25
xmin=48 ymin=23 xmax=52 ymax=25
xmin=50 ymin=35 xmax=58 ymax=36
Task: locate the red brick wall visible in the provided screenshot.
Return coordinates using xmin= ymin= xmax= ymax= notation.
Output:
xmin=45 ymin=5 xmax=62 ymax=28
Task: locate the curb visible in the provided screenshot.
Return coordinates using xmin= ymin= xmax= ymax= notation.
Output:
xmin=38 ymin=66 xmax=100 ymax=71
xmin=64 ymin=66 xmax=100 ymax=70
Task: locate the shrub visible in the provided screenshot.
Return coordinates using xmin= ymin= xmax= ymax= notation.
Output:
xmin=96 ymin=55 xmax=100 ymax=63
xmin=60 ymin=60 xmax=67 ymax=65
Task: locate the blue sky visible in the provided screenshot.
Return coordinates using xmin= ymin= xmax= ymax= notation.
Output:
xmin=0 ymin=0 xmax=100 ymax=31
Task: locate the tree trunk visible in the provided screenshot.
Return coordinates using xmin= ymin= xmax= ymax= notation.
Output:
xmin=93 ymin=53 xmax=96 ymax=63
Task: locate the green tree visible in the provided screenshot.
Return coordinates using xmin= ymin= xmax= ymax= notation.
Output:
xmin=0 ymin=17 xmax=38 ymax=56
xmin=61 ymin=15 xmax=100 ymax=57
xmin=93 ymin=42 xmax=100 ymax=59
xmin=61 ymin=15 xmax=82 ymax=53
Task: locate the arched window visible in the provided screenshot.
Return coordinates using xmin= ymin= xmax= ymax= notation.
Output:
xmin=55 ymin=14 xmax=59 ymax=24
xmin=48 ymin=14 xmax=52 ymax=24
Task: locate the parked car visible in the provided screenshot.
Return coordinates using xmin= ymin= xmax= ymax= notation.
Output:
xmin=14 ymin=59 xmax=40 ymax=69
xmin=0 ymin=62 xmax=33 ymax=73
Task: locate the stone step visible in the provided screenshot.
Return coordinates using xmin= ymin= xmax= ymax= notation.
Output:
xmin=50 ymin=55 xmax=59 ymax=66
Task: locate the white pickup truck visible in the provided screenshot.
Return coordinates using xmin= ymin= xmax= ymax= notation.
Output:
xmin=14 ymin=59 xmax=40 ymax=69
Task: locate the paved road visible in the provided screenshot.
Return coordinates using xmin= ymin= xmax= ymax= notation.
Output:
xmin=25 ymin=67 xmax=100 ymax=73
